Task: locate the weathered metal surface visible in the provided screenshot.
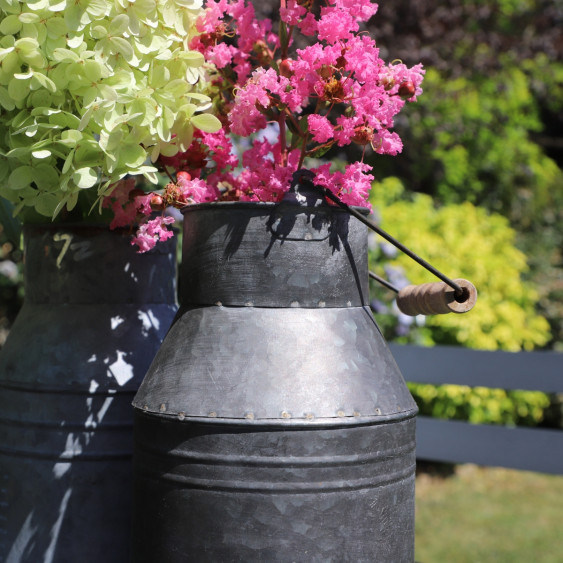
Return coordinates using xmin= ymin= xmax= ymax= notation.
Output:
xmin=132 ymin=175 xmax=417 ymax=562
xmin=133 ymin=415 xmax=416 ymax=563
xmin=179 ymin=201 xmax=369 ymax=308
xmin=0 ymin=225 xmax=177 ymax=563
xmin=133 ymin=305 xmax=414 ymax=423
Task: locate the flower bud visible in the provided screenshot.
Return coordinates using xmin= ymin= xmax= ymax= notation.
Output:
xmin=380 ymin=75 xmax=395 ymax=91
xmin=351 ymin=125 xmax=374 ymax=146
xmin=253 ymin=40 xmax=272 ymax=66
xmin=398 ymin=80 xmax=416 ymax=100
xmin=278 ymin=58 xmax=293 ymax=78
xmin=177 ymin=171 xmax=192 ymax=183
xmin=150 ymin=194 xmax=164 ymax=209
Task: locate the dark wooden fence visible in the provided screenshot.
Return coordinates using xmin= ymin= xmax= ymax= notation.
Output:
xmin=390 ymin=344 xmax=563 ymax=475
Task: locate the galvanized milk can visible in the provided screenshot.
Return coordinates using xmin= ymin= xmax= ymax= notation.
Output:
xmin=0 ymin=225 xmax=177 ymax=563
xmin=132 ymin=175 xmax=418 ymax=562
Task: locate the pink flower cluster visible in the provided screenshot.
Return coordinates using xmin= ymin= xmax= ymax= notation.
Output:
xmin=107 ymin=0 xmax=424 ymax=251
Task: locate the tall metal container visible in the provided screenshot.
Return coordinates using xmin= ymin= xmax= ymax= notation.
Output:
xmin=132 ymin=178 xmax=418 ymax=562
xmin=0 ymin=224 xmax=177 ymax=563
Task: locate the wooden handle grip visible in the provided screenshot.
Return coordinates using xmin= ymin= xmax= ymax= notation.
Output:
xmin=396 ymin=278 xmax=477 ymax=316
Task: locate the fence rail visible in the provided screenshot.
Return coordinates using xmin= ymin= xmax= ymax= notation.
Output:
xmin=389 ymin=344 xmax=563 ymax=475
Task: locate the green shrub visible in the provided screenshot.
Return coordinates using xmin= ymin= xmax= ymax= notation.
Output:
xmin=369 ymin=177 xmax=550 ymax=351
xmin=408 ymin=383 xmax=550 ymax=426
xmin=369 ymin=178 xmax=552 ymax=427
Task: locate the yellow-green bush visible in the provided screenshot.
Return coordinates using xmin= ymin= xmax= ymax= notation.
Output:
xmin=407 ymin=383 xmax=550 ymax=426
xmin=369 ymin=177 xmax=550 ymax=351
xmin=369 ymin=178 xmax=552 ymax=427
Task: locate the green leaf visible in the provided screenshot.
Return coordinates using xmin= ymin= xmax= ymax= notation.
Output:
xmin=32 ymin=71 xmax=57 ymax=93
xmin=191 ymin=113 xmax=222 ymax=133
xmin=0 ymin=15 xmax=22 ymax=35
xmin=14 ymin=37 xmax=39 ymax=53
xmin=48 ymin=0 xmax=67 ymax=13
xmin=45 ymin=16 xmax=67 ymax=37
xmin=0 ymin=86 xmax=16 ymax=111
xmin=58 ymin=129 xmax=82 ymax=147
xmin=31 ymin=164 xmax=59 ymax=190
xmin=62 ymin=148 xmax=75 ymax=173
xmin=9 ymin=166 xmax=34 ymax=190
xmin=49 ymin=111 xmax=81 ymax=129
xmin=34 ymin=193 xmax=60 ymax=217
xmin=19 ymin=12 xmax=40 ymax=24
xmin=309 ymin=143 xmax=334 ymax=159
xmin=177 ymin=50 xmax=205 ymax=67
xmin=31 ymin=149 xmax=52 ymax=159
xmin=72 ymin=167 xmax=98 ymax=189
xmin=110 ymin=37 xmax=134 ymax=61
xmin=279 ymin=19 xmax=288 ymax=54
xmin=52 ymin=47 xmax=80 ymax=62
xmin=83 ymin=59 xmax=104 ymax=82
xmin=119 ymin=143 xmax=146 ymax=168
xmin=109 ymin=13 xmax=129 ymax=36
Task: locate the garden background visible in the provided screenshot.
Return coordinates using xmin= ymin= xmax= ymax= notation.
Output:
xmin=1 ymin=0 xmax=561 ymax=560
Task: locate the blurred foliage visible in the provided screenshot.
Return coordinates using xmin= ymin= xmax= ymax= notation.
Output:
xmin=367 ymin=0 xmax=563 ymax=351
xmin=368 ymin=178 xmax=553 ymax=428
xmin=371 ymin=64 xmax=563 ymax=228
xmin=407 ymin=383 xmax=550 ymax=426
xmin=369 ymin=177 xmax=550 ymax=351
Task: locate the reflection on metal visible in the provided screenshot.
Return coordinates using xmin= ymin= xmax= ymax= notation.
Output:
xmin=0 ymin=225 xmax=177 ymax=563
xmin=132 ymin=175 xmax=418 ymax=562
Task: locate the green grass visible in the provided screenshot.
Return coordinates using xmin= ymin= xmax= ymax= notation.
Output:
xmin=415 ymin=464 xmax=563 ymax=562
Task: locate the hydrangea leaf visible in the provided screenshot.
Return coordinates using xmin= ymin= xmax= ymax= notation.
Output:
xmin=0 ymin=86 xmax=15 ymax=110
xmin=19 ymin=12 xmax=41 ymax=24
xmin=9 ymin=166 xmax=34 ymax=189
xmin=109 ymin=13 xmax=129 ymax=36
xmin=72 ymin=167 xmax=98 ymax=189
xmin=32 ymin=164 xmax=59 ymax=190
xmin=45 ymin=16 xmax=67 ymax=37
xmin=34 ymin=192 xmax=60 ymax=216
xmin=32 ymin=149 xmax=52 ymax=159
xmin=0 ymin=14 xmax=21 ymax=34
xmin=191 ymin=113 xmax=222 ymax=133
xmin=32 ymin=71 xmax=57 ymax=92
xmin=8 ymin=76 xmax=31 ymax=100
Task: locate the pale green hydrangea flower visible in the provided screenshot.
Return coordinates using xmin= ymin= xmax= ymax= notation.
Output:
xmin=0 ymin=0 xmax=220 ymax=218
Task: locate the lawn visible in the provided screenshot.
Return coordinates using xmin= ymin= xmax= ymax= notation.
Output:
xmin=415 ymin=464 xmax=563 ymax=562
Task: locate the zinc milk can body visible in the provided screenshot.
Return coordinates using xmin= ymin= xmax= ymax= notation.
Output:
xmin=132 ymin=181 xmax=418 ymax=562
xmin=0 ymin=225 xmax=177 ymax=563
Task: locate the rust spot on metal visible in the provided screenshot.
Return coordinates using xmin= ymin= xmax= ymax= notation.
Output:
xmin=281 ymin=411 xmax=291 ymax=419
xmin=337 ymin=410 xmax=345 ymax=417
xmin=245 ymin=412 xmax=255 ymax=420
xmin=159 ymin=403 xmax=167 ymax=413
xmin=208 ymin=411 xmax=217 ymax=418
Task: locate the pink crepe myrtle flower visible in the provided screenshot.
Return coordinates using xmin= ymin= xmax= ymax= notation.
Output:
xmin=308 ymin=114 xmax=334 ymax=144
xmin=106 ymin=0 xmax=424 ymax=250
xmin=131 ymin=216 xmax=175 ymax=253
xmin=280 ymin=0 xmax=306 ymax=26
